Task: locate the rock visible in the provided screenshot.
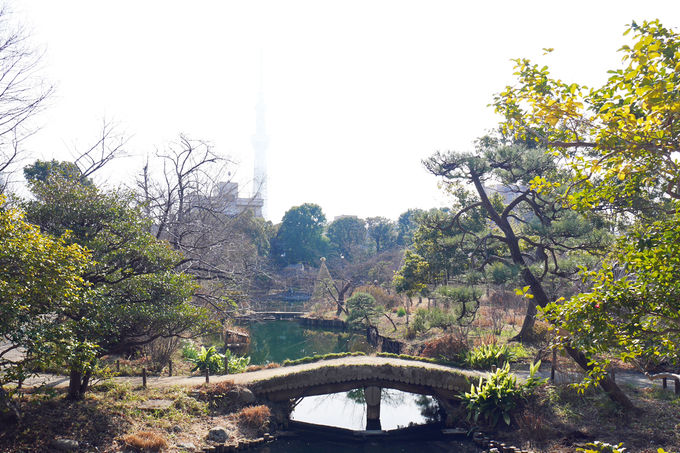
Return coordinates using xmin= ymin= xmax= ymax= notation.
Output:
xmin=172 ymin=425 xmax=182 ymax=433
xmin=228 ymin=387 xmax=255 ymax=404
xmin=176 ymin=441 xmax=196 ymax=451
xmin=51 ymin=438 xmax=79 ymax=451
xmin=138 ymin=399 xmax=173 ymax=411
xmin=208 ymin=426 xmax=229 ymax=443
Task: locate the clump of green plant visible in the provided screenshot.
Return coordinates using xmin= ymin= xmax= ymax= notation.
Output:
xmin=576 ymin=441 xmax=628 ymax=453
xmin=464 ymin=343 xmax=515 ymax=370
xmin=412 ymin=307 xmax=458 ymax=333
xmin=186 ymin=346 xmax=223 ymax=374
xmin=460 ymin=361 xmax=544 ymax=427
xmin=396 ymin=307 xmax=406 ymax=317
xmin=223 ymin=349 xmax=250 ymax=374
xmin=182 ymin=344 xmax=250 ymax=374
xmin=181 ymin=341 xmax=200 ymax=362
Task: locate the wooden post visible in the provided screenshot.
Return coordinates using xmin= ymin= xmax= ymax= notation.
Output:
xmin=168 ymin=360 xmax=172 ymax=377
xmin=142 ymin=367 xmax=147 ymax=388
xmin=663 ymin=377 xmax=667 ymax=389
xmin=224 ymin=355 xmax=230 ymax=375
xmin=205 ymin=368 xmax=209 ymax=384
xmin=551 ymin=349 xmax=556 ymax=383
xmin=675 ymin=379 xmax=679 ymax=395
xmin=116 ymin=360 xmax=120 ymax=372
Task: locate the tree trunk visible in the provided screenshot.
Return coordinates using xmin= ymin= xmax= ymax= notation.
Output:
xmin=67 ymin=369 xmax=91 ymax=400
xmin=563 ymin=344 xmax=636 ymax=411
xmin=0 ymin=386 xmax=21 ymax=422
xmin=511 ymin=296 xmax=538 ymax=342
xmin=468 ymin=170 xmax=636 ymax=410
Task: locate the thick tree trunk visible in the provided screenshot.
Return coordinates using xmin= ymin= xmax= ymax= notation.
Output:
xmin=563 ymin=344 xmax=636 ymax=411
xmin=511 ymin=296 xmax=538 ymax=342
xmin=67 ymin=369 xmax=91 ymax=400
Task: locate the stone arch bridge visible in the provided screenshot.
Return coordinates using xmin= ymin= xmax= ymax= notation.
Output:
xmin=229 ymin=356 xmax=487 ymax=430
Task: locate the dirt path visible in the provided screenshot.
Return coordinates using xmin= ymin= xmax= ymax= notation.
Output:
xmin=19 ymin=356 xmax=676 ymax=395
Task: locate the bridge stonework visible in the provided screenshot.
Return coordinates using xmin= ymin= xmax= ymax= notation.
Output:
xmin=245 ymin=357 xmax=486 ymax=402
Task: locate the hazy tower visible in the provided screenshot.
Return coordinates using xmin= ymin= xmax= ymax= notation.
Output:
xmin=251 ymin=56 xmax=269 ymax=219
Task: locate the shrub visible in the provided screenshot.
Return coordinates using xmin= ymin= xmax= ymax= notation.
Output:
xmin=396 ymin=307 xmax=406 ymax=317
xmin=464 ymin=343 xmax=515 ymax=370
xmin=460 ymin=361 xmax=544 ymax=427
xmin=355 ymin=285 xmax=401 ymax=309
xmin=421 ymin=334 xmax=469 ymax=362
xmin=412 ymin=307 xmax=458 ymax=333
xmin=121 ymin=431 xmax=168 ymax=452
xmin=143 ymin=337 xmax=181 ymax=372
xmin=238 ymin=405 xmax=271 ymax=430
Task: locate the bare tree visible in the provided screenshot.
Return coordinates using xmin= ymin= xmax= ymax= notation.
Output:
xmin=136 ymin=135 xmax=271 ymax=315
xmin=0 ymin=6 xmax=53 ymax=192
xmin=73 ymin=119 xmax=128 ymax=181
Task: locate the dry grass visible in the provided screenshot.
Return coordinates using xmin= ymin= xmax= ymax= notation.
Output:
xmin=237 ymin=405 xmax=271 ymax=430
xmin=420 ymin=333 xmax=469 ymax=361
xmin=121 ymin=431 xmax=168 ymax=452
xmin=264 ymin=362 xmax=280 ymax=369
xmin=197 ymin=380 xmax=236 ymax=397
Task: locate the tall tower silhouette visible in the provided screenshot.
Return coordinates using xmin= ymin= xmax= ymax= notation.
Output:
xmin=251 ymin=55 xmax=269 ymax=219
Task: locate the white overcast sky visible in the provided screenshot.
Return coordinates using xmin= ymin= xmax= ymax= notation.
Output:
xmin=12 ymin=1 xmax=680 ymax=223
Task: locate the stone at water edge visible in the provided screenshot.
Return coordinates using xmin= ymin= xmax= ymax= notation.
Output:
xmin=51 ymin=438 xmax=79 ymax=451
xmin=208 ymin=426 xmax=229 ymax=443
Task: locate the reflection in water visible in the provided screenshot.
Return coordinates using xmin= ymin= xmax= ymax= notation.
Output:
xmin=244 ymin=320 xmax=373 ymax=365
xmin=291 ymin=389 xmax=439 ymax=431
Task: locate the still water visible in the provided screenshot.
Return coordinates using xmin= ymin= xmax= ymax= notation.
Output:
xmin=292 ymin=389 xmax=439 ymax=430
xmin=244 ymin=320 xmax=373 ymax=365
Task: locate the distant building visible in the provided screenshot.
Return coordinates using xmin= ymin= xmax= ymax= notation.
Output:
xmin=216 ymin=181 xmax=264 ymax=218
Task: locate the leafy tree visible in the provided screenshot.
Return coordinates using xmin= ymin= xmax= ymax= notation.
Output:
xmin=396 ymin=208 xmax=425 ymax=246
xmin=493 ymin=20 xmax=679 ymax=217
xmin=23 ymin=159 xmax=87 ymax=184
xmin=424 ymin=141 xmax=611 ymax=340
xmin=424 ymin=141 xmax=632 ymax=409
xmin=486 ymin=21 xmax=680 ymax=409
xmin=24 ymin=175 xmax=209 ymax=399
xmin=327 ymin=215 xmax=366 ymax=260
xmin=272 ymin=203 xmax=327 ymax=266
xmin=545 ymin=211 xmax=680 ymax=378
xmin=0 ymin=196 xmax=90 ymax=406
xmin=366 ymin=216 xmax=396 ymax=253
xmin=346 ymin=292 xmax=382 ymax=329
xmin=393 ymin=250 xmax=430 ymax=299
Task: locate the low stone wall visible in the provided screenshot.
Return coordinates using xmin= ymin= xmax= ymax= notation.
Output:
xmin=366 ymin=326 xmax=405 ymax=354
xmin=299 ymin=317 xmax=346 ymax=329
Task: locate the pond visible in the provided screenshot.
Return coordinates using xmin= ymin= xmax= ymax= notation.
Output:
xmin=243 ymin=320 xmax=373 ymax=365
